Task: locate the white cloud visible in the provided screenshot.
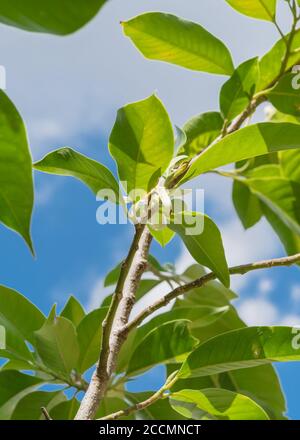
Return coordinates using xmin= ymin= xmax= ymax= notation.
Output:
xmin=238 ymin=298 xmax=278 ymax=326
xmin=86 ymin=277 xmax=111 ymax=311
xmin=258 ymin=278 xmax=274 ymax=296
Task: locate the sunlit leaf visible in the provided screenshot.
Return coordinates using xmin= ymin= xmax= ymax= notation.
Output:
xmin=170 ymin=388 xmax=269 ymax=419
xmin=122 ymin=12 xmax=234 ymax=75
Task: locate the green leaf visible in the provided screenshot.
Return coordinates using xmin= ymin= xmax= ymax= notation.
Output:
xmin=133 ymin=307 xmax=229 ymax=348
xmin=226 ymin=0 xmax=277 ymax=21
xmin=170 ymin=388 xmax=269 ymax=420
xmin=122 ymin=12 xmax=234 ymax=76
xmin=268 ymin=73 xmax=300 ymax=117
xmin=169 ymin=212 xmax=230 ymax=287
xmin=280 ymin=150 xmax=300 ymax=183
xmin=179 ymin=112 xmax=224 ymax=158
xmin=232 ymin=180 xmax=262 ymax=229
xmin=173 ymin=269 xmax=286 ymax=419
xmin=60 ymin=296 xmax=85 ymax=327
xmin=127 ymin=320 xmax=197 ymax=377
xmin=0 ymin=371 xmax=43 ymax=419
xmin=76 ymin=307 xmax=108 ymax=373
xmin=180 ymin=326 xmax=300 ymax=379
xmin=148 ymin=226 xmax=175 ymax=247
xmin=0 ymin=286 xmax=45 ymax=361
xmin=11 ymin=391 xmax=65 ymax=420
xmin=182 ymin=123 xmax=300 ymax=183
xmin=34 ymin=148 xmax=120 ymax=203
xmin=220 ymin=58 xmax=259 ymax=121
xmin=0 ymin=0 xmax=106 ymax=35
xmin=35 ymin=316 xmax=79 ymax=378
xmin=0 ymin=91 xmax=34 ymax=251
xmin=109 ymin=95 xmax=174 ymax=194
xmin=258 ymin=29 xmax=300 ymax=91
xmin=49 ymin=398 xmax=80 ymax=420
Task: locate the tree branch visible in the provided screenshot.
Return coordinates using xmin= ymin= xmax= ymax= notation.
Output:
xmin=98 ymin=371 xmax=179 ymax=421
xmin=75 ymin=224 xmax=152 ymax=420
xmin=124 ymin=253 xmax=300 ymax=334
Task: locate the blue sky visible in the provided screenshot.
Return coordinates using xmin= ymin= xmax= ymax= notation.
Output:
xmin=0 ymin=0 xmax=299 ymax=419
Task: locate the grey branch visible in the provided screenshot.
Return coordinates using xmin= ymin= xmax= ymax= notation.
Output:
xmin=124 ymin=253 xmax=300 ymax=334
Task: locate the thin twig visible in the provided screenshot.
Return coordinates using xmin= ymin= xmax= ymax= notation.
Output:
xmin=123 ymin=254 xmax=300 ymax=334
xmin=41 ymin=407 xmax=52 ymax=421
xmin=98 ymin=371 xmax=179 ymax=421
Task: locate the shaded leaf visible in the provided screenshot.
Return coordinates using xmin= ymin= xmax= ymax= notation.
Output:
xmin=11 ymin=391 xmax=65 ymax=420
xmin=0 ymin=0 xmax=106 ymax=35
xmin=49 ymin=398 xmax=80 ymax=420
xmin=0 ymin=286 xmax=45 ymax=361
xmin=35 ymin=316 xmax=79 ymax=378
xmin=0 ymin=370 xmax=43 ymax=420
xmin=220 ymin=58 xmax=259 ymax=121
xmin=179 ymin=112 xmax=224 ymax=158
xmin=268 ymin=73 xmax=300 ymax=117
xmin=232 ymin=180 xmax=262 ymax=229
xmin=127 ymin=320 xmax=197 ymax=377
xmin=76 ymin=307 xmax=108 ymax=373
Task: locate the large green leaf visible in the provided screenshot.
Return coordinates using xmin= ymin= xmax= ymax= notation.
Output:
xmin=109 ymin=95 xmax=174 ymax=194
xmin=11 ymin=391 xmax=65 ymax=420
xmin=226 ymin=0 xmax=277 ymax=21
xmin=127 ymin=320 xmax=197 ymax=377
xmin=60 ymin=296 xmax=85 ymax=327
xmin=180 ymin=327 xmax=300 ymax=379
xmin=258 ymin=30 xmax=300 ymax=90
xmin=122 ymin=12 xmax=234 ymax=75
xmin=170 ymin=388 xmax=269 ymax=420
xmin=179 ymin=112 xmax=224 ymax=158
xmin=0 ymin=286 xmax=45 ymax=361
xmin=0 ymin=371 xmax=43 ymax=420
xmin=34 ymin=148 xmax=120 ymax=203
xmin=268 ymin=73 xmax=300 ymax=117
xmin=220 ymin=58 xmax=259 ymax=122
xmin=76 ymin=307 xmax=108 ymax=373
xmin=35 ymin=316 xmax=79 ymax=378
xmin=182 ymin=123 xmax=300 ymax=183
xmin=169 ymin=213 xmax=230 ymax=287
xmin=0 ymin=91 xmax=34 ymax=251
xmin=0 ymin=0 xmax=106 ymax=35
